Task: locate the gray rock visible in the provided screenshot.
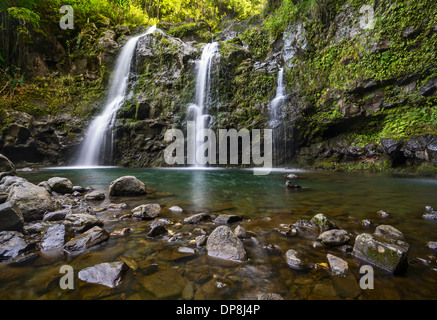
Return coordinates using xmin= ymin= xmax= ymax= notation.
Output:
xmin=72 ymin=186 xmax=86 ymax=193
xmin=168 ymin=206 xmax=183 ymax=212
xmin=147 ymin=220 xmax=168 ymax=238
xmin=183 ymin=212 xmax=210 ymax=224
xmin=47 ymin=177 xmax=73 ymax=194
xmin=23 ymin=221 xmax=54 ymax=235
xmin=41 ymin=224 xmax=73 ymax=251
xmin=285 ymin=249 xmax=308 ymax=270
xmin=258 ymin=293 xmax=284 ymax=300
xmin=7 ymin=182 xmax=55 ymax=221
xmin=78 ymin=262 xmax=128 ymax=288
xmin=310 ymin=213 xmax=338 ymax=233
xmin=206 ymin=225 xmax=247 ymax=262
xmin=423 ymin=212 xmax=437 ymax=221
xmin=195 ymin=235 xmax=208 ymax=247
xmin=37 ymin=181 xmax=52 ymax=193
xmin=0 ymin=176 xmax=27 ymax=193
xmin=0 ymin=202 xmax=24 ymax=232
xmin=352 ymin=233 xmax=409 ymax=273
xmin=377 ymin=210 xmax=390 ymax=218
xmin=84 ymin=191 xmax=106 ymax=201
xmin=327 ymin=254 xmax=349 ymax=275
xmin=109 ymin=176 xmax=147 ymax=196
xmin=318 ymin=229 xmax=350 ymax=246
xmin=43 ymin=209 xmax=71 ymax=222
xmin=234 ymin=225 xmax=249 ymax=238
xmin=131 ymin=203 xmax=161 ymax=220
xmin=63 ymin=213 xmax=103 ymax=234
xmin=374 ymin=225 xmax=405 ymax=241
xmin=213 ymin=214 xmax=243 ymax=224
xmin=64 ymin=226 xmax=109 ymax=253
xmin=427 ymin=241 xmax=437 ymax=250
xmin=0 ymin=231 xmax=31 ymax=261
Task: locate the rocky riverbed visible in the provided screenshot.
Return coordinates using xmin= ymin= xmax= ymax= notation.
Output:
xmin=1 ymin=154 xmax=437 ymax=300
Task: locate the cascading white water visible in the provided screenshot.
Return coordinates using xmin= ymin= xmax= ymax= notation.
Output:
xmin=188 ymin=42 xmax=219 ymax=167
xmin=269 ymin=67 xmax=288 ymax=166
xmin=75 ymin=25 xmax=157 ymax=167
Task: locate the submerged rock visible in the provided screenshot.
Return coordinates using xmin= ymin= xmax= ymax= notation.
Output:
xmin=63 ymin=226 xmax=109 ymax=253
xmin=206 ymin=225 xmax=247 ymax=262
xmin=131 ymin=203 xmax=161 ymax=220
xmin=78 ymin=261 xmax=129 ymax=288
xmin=109 ymin=176 xmax=147 ymax=196
xmin=0 ymin=202 xmax=24 ymax=232
xmin=168 ymin=206 xmax=183 ymax=212
xmin=285 ymin=249 xmax=310 ymax=270
xmin=7 ymin=182 xmax=55 ymax=221
xmin=0 ymin=231 xmax=32 ymax=261
xmin=47 ymin=177 xmax=73 ymax=194
xmin=258 ymin=293 xmax=284 ymax=300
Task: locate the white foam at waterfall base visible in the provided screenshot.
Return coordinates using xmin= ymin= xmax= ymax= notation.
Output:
xmin=75 ymin=25 xmax=157 ymax=166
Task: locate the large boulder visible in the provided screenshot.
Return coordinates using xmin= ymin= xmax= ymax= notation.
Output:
xmin=47 ymin=177 xmax=73 ymax=194
xmin=7 ymin=182 xmax=56 ymax=221
xmin=109 ymin=176 xmax=147 ymax=196
xmin=352 ymin=226 xmax=409 ymax=273
xmin=63 ymin=226 xmax=109 ymax=253
xmin=206 ymin=225 xmax=247 ymax=262
xmin=0 ymin=154 xmax=16 ymax=179
xmin=0 ymin=202 xmax=24 ymax=232
xmin=78 ymin=261 xmax=129 ymax=288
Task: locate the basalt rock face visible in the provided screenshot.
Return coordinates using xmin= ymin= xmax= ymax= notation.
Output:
xmin=1 ymin=4 xmax=436 ymax=172
xmin=0 ymin=111 xmax=84 ymax=166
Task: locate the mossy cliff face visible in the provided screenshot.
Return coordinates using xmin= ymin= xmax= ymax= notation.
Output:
xmin=282 ymin=0 xmax=437 ymax=173
xmin=1 ymin=0 xmax=436 ymax=172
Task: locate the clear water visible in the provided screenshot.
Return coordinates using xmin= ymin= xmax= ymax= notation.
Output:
xmin=1 ymin=167 xmax=437 ymax=300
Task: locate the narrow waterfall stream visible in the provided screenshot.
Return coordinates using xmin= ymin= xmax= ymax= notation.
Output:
xmin=188 ymin=42 xmax=219 ymax=167
xmin=269 ymin=67 xmax=288 ymax=166
xmin=75 ymin=25 xmax=157 ymax=167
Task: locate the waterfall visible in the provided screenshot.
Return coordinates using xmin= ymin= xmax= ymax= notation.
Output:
xmin=188 ymin=42 xmax=219 ymax=167
xmin=269 ymin=68 xmax=288 ymax=166
xmin=75 ymin=25 xmax=157 ymax=167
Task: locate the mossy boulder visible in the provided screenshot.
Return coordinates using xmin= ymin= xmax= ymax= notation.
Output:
xmin=352 ymin=231 xmax=409 ymax=274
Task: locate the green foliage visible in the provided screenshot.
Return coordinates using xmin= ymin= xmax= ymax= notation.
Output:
xmin=264 ymin=0 xmax=296 ymax=38
xmin=239 ymin=26 xmax=271 ymax=60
